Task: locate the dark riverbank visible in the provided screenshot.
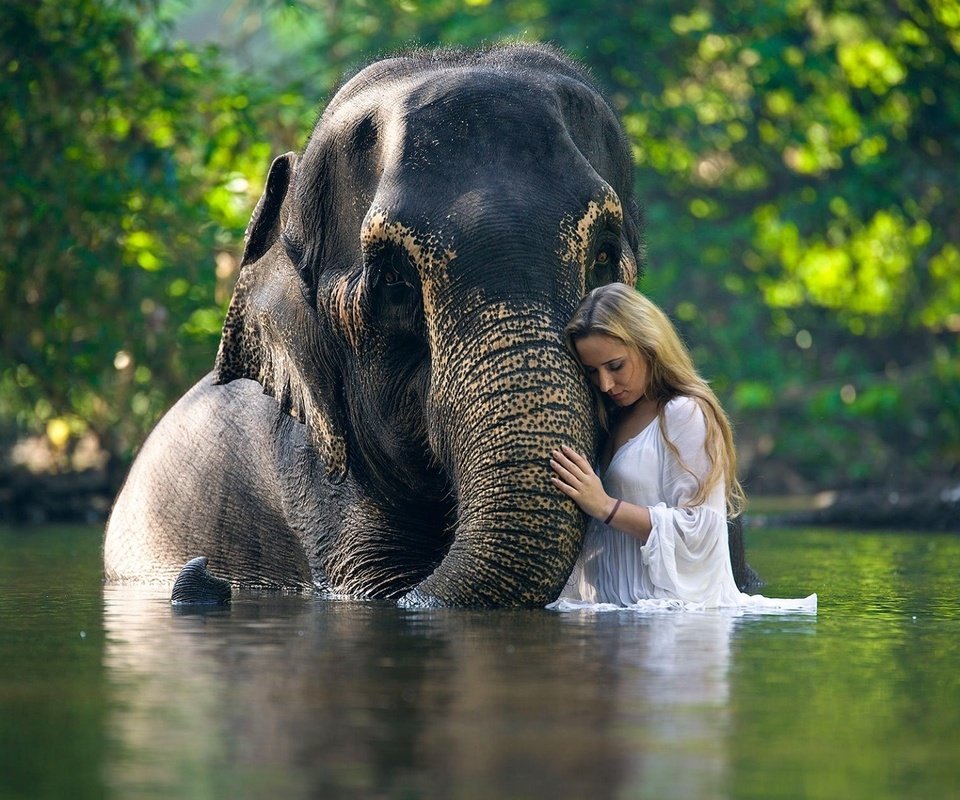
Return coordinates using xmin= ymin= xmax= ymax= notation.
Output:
xmin=745 ymin=480 xmax=960 ymax=533
xmin=0 ymin=466 xmax=120 ymax=525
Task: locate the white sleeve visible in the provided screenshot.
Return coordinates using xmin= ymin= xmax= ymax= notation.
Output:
xmin=640 ymin=398 xmax=733 ymax=602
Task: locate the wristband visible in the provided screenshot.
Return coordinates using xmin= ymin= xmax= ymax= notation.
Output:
xmin=603 ymin=498 xmax=622 ymax=525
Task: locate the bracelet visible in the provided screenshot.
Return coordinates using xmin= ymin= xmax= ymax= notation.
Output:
xmin=603 ymin=498 xmax=622 ymax=525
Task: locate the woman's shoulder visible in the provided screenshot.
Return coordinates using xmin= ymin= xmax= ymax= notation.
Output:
xmin=661 ymin=395 xmax=708 ymax=439
xmin=663 ymin=395 xmax=703 ymax=421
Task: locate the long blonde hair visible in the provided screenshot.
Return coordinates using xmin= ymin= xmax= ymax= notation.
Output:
xmin=565 ymin=283 xmax=746 ymax=518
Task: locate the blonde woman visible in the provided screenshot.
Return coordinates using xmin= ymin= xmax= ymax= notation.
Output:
xmin=549 ymin=283 xmax=815 ymax=611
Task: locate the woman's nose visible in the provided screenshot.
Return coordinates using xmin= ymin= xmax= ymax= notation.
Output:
xmin=599 ymin=372 xmax=614 ymax=392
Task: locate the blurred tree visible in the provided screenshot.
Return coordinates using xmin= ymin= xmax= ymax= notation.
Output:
xmin=0 ymin=0 xmax=304 ymax=463
xmin=2 ymin=0 xmax=957 ymax=493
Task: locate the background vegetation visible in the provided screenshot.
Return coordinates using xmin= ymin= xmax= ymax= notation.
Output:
xmin=2 ymin=0 xmax=958 ymax=499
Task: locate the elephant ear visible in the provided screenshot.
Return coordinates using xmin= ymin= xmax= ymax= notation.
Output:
xmin=624 ymin=198 xmax=646 ymax=281
xmin=214 ymin=152 xmax=349 ymax=483
xmin=618 ymin=198 xmax=646 ymax=286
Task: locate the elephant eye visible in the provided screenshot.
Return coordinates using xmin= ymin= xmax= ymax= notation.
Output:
xmin=593 ymin=242 xmax=620 ymax=268
xmin=586 ymin=237 xmax=621 ymax=292
xmin=375 ymin=245 xmax=416 ymax=291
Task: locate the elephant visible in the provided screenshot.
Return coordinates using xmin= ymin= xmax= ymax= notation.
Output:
xmin=104 ymin=43 xmax=752 ymax=607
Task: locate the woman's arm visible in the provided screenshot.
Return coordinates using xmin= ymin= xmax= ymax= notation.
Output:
xmin=549 ymin=446 xmax=653 ymax=542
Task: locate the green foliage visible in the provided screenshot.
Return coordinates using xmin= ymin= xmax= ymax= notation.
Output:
xmin=0 ymin=0 xmax=298 ymax=458
xmin=2 ymin=0 xmax=957 ymax=491
xmin=508 ymin=0 xmax=960 ymax=488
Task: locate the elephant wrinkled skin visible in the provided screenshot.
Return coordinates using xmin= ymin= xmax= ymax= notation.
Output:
xmin=105 ymin=44 xmax=656 ymax=607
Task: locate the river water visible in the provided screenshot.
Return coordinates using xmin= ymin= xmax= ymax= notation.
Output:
xmin=1 ymin=524 xmax=958 ymax=799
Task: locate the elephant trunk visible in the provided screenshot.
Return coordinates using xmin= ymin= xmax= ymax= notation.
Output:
xmin=400 ymin=301 xmax=596 ymax=607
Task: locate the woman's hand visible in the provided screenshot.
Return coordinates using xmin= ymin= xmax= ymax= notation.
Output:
xmin=549 ymin=446 xmax=616 ymax=521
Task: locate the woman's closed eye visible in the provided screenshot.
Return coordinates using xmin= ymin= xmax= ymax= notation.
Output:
xmin=584 ymin=362 xmax=622 ymax=377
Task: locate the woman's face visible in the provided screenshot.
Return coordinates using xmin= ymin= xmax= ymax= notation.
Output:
xmin=573 ymin=334 xmax=649 ymax=408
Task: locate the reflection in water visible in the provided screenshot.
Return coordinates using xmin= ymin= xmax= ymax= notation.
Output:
xmin=619 ymin=613 xmax=734 ymax=798
xmin=103 ymin=586 xmax=745 ymax=798
xmin=10 ymin=526 xmax=960 ymax=799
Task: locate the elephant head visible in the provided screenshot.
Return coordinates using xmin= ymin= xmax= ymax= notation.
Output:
xmin=213 ymin=44 xmax=643 ymax=607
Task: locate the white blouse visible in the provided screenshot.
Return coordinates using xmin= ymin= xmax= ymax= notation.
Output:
xmin=551 ymin=396 xmax=817 ymax=613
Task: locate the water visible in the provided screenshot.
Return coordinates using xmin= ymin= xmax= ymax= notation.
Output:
xmin=1 ymin=525 xmax=959 ymax=800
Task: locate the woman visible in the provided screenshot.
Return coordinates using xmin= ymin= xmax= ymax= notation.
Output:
xmin=549 ymin=283 xmax=816 ymax=612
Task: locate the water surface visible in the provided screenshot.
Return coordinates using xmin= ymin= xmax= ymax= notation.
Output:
xmin=1 ymin=525 xmax=958 ymax=799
